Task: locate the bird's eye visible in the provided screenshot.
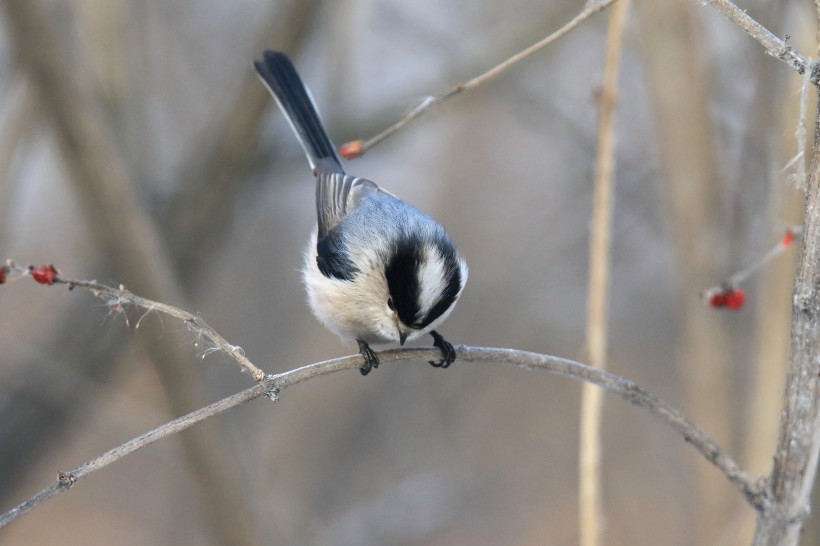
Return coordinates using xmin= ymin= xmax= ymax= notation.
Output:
xmin=387 ymin=297 xmax=395 ymax=311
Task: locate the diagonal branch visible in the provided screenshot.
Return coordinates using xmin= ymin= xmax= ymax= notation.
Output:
xmin=0 ymin=344 xmax=764 ymax=530
xmin=342 ymin=0 xmax=817 ymax=162
xmin=701 ymin=0 xmax=818 ymax=83
xmin=340 ymin=0 xmax=619 ymax=158
xmin=56 ymin=275 xmax=267 ymax=381
xmin=0 ymin=2 xmax=267 ymax=544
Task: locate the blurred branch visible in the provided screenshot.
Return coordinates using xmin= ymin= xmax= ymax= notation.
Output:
xmin=169 ymin=0 xmax=323 ymax=274
xmin=0 ymin=2 xmax=266 ymax=544
xmin=701 ymin=0 xmax=818 ymax=84
xmin=0 ymin=75 xmax=35 ymax=248
xmin=0 ymin=335 xmax=764 ymax=530
xmin=638 ymin=0 xmax=737 ymax=538
xmin=579 ymin=1 xmax=629 ymax=545
xmin=751 ymin=63 xmax=820 ymax=545
xmin=0 ymin=0 xmax=178 ymax=295
xmin=0 ymin=0 xmax=326 ymax=520
xmin=341 ymin=0 xmax=819 ymax=163
xmin=340 ymin=0 xmax=619 ymax=158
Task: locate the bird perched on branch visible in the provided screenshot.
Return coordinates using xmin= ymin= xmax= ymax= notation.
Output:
xmin=254 ymin=51 xmax=467 ymax=375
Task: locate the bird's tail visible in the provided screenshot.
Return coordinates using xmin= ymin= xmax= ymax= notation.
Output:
xmin=254 ymin=50 xmax=343 ymax=172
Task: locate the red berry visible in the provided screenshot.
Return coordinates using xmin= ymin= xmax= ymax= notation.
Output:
xmin=340 ymin=140 xmax=364 ymax=159
xmin=29 ymin=264 xmax=59 ymax=285
xmin=725 ymin=288 xmax=745 ymax=310
xmin=709 ymin=293 xmax=727 ymax=308
xmin=782 ymin=229 xmax=795 ymax=248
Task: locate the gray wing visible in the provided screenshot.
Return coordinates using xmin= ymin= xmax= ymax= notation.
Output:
xmin=315 ymin=158 xmax=380 ymax=238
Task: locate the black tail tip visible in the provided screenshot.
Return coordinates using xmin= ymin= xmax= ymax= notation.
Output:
xmin=255 ymin=50 xmax=291 ymax=71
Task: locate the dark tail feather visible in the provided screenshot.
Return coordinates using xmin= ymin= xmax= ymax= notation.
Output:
xmin=254 ymin=50 xmax=343 ymax=172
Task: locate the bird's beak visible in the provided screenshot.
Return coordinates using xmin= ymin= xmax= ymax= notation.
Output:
xmin=399 ymin=331 xmax=408 ymax=346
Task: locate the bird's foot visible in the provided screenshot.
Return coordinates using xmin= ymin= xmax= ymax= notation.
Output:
xmin=428 ymin=330 xmax=456 ymax=368
xmin=357 ymin=339 xmax=380 ymax=376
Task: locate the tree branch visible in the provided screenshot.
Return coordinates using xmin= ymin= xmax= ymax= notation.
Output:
xmin=57 ymin=276 xmax=267 ymax=382
xmin=0 ymin=344 xmax=764 ymax=530
xmin=751 ymin=62 xmax=820 ymax=546
xmin=342 ymin=0 xmax=820 ymax=161
xmin=701 ymin=0 xmax=818 ymax=84
xmin=340 ymin=0 xmax=619 ymax=158
xmin=580 ymin=1 xmax=630 ymax=544
xmin=4 ymin=262 xmax=268 ymax=380
xmin=0 ymin=3 xmax=268 ymax=542
xmin=168 ymin=0 xmax=325 ymax=274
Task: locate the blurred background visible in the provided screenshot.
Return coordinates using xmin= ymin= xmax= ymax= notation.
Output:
xmin=0 ymin=0 xmax=815 ymax=544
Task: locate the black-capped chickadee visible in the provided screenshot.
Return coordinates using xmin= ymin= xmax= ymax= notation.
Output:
xmin=254 ymin=51 xmax=467 ymax=375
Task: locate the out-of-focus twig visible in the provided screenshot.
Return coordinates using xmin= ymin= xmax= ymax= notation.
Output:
xmin=0 ymin=2 xmax=265 ymax=544
xmin=340 ymin=0 xmax=619 ymax=158
xmin=638 ymin=0 xmax=732 ymax=540
xmin=579 ymin=1 xmax=629 ymax=545
xmin=170 ymin=0 xmax=324 ymax=274
xmin=0 ymin=344 xmax=764 ymax=530
xmin=0 ymin=0 xmax=179 ymax=295
xmin=0 ymin=75 xmax=35 ymax=249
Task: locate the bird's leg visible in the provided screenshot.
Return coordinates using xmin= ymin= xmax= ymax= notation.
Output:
xmin=428 ymin=330 xmax=456 ymax=368
xmin=357 ymin=339 xmax=380 ymax=375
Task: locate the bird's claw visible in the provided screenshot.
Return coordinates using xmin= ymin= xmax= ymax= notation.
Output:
xmin=357 ymin=339 xmax=380 ymax=375
xmin=428 ymin=330 xmax=456 ymax=368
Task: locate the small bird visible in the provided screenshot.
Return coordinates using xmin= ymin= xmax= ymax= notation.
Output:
xmin=254 ymin=51 xmax=467 ymax=375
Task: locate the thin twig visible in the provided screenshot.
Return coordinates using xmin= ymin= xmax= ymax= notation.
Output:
xmin=0 ymin=345 xmax=764 ymax=530
xmin=343 ymin=0 xmax=819 ymax=160
xmin=0 ymin=380 xmax=276 ymax=530
xmin=341 ymin=0 xmax=619 ymax=158
xmin=2 ymin=263 xmax=266 ymax=381
xmin=58 ymin=277 xmax=268 ymax=382
xmin=701 ymin=0 xmax=817 ymax=84
xmin=579 ymin=1 xmax=629 ymax=545
xmin=0 ymin=6 xmax=268 ymax=543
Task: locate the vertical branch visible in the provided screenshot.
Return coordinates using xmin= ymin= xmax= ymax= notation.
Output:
xmin=579 ymin=2 xmax=630 ymax=545
xmin=752 ymin=13 xmax=820 ymax=546
xmin=751 ymin=5 xmax=820 ymax=538
xmin=741 ymin=72 xmax=808 ymax=546
xmin=752 ymin=66 xmax=820 ymax=546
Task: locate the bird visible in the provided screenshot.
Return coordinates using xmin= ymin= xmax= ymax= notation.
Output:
xmin=254 ymin=51 xmax=467 ymax=375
